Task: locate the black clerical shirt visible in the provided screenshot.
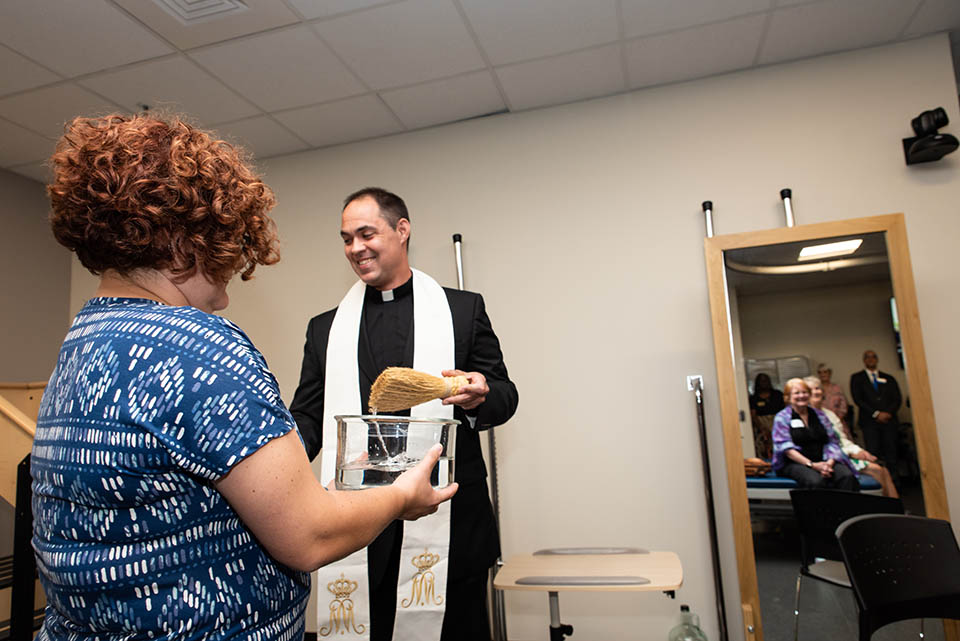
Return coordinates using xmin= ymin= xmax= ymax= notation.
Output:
xmin=359 ymin=277 xmax=414 ymax=415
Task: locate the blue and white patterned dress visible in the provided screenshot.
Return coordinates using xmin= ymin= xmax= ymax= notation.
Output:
xmin=31 ymin=297 xmax=310 ymax=641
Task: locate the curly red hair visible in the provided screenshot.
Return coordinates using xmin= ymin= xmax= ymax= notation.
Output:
xmin=48 ymin=113 xmax=279 ymax=282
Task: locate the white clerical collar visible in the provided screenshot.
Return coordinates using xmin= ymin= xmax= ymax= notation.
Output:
xmin=366 ymin=276 xmax=413 ymax=304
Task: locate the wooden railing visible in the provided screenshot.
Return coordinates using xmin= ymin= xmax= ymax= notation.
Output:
xmin=0 ymin=383 xmax=47 ymax=635
xmin=0 ymin=383 xmax=45 ymax=426
xmin=0 ymin=384 xmax=43 ymax=509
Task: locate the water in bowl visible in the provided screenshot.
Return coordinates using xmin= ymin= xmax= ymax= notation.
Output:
xmin=337 ymin=455 xmax=455 ymax=490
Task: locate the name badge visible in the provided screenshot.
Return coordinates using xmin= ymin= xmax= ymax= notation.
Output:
xmin=790 ymin=418 xmax=805 ymax=428
xmin=876 ymin=377 xmax=887 ymax=384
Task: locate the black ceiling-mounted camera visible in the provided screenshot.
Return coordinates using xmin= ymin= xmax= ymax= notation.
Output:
xmin=902 ymin=107 xmax=958 ymax=165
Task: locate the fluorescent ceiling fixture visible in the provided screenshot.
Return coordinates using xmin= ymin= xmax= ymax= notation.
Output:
xmin=153 ymin=0 xmax=248 ymax=25
xmin=797 ymin=239 xmax=863 ymax=261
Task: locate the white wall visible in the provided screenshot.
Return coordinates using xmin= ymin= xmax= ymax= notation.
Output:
xmin=0 ymin=168 xmax=67 ymax=557
xmin=68 ymin=34 xmax=960 ymax=640
xmin=0 ymin=168 xmax=69 ymax=382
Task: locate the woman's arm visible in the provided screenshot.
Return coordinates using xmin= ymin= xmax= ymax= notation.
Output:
xmin=771 ymin=411 xmax=797 ymax=458
xmin=818 ymin=409 xmax=856 ymax=474
xmin=783 ymin=448 xmax=833 ymax=476
xmin=216 ymin=431 xmax=457 ymax=572
xmin=825 ymin=409 xmax=861 ymax=456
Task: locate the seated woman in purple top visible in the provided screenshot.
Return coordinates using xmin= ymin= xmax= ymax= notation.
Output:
xmin=772 ymin=377 xmax=859 ymax=491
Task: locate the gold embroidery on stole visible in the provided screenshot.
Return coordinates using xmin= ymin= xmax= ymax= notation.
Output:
xmin=401 ymin=549 xmax=444 ymax=608
xmin=320 ymin=573 xmax=366 ymax=636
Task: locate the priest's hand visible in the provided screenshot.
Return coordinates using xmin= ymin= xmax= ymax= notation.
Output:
xmin=394 ymin=444 xmax=459 ymax=520
xmin=440 ymin=369 xmax=488 ymax=410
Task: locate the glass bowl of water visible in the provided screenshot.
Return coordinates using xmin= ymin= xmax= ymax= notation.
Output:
xmin=334 ymin=415 xmax=457 ymax=490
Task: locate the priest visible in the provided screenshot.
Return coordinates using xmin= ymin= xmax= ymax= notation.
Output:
xmin=290 ymin=187 xmax=519 ymax=641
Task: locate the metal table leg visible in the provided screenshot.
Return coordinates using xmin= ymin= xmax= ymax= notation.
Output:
xmin=548 ymin=591 xmax=573 ymax=641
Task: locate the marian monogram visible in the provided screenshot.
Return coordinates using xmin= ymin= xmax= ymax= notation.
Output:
xmin=320 ymin=573 xmax=366 ymax=636
xmin=401 ymin=548 xmax=444 ymax=608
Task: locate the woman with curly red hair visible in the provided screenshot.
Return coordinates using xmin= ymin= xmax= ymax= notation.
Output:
xmin=32 ymin=113 xmax=456 ymax=641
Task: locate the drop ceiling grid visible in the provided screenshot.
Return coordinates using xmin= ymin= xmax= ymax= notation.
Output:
xmin=312 ymin=0 xmax=487 ymax=90
xmin=0 ymin=0 xmax=174 ymax=77
xmin=0 ymin=0 xmax=954 ymax=178
xmin=78 ymin=55 xmax=262 ymax=125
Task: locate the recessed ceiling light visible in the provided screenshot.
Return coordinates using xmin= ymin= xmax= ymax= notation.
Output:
xmin=798 ymin=239 xmax=863 ymax=261
xmin=152 ymin=0 xmax=248 ymax=25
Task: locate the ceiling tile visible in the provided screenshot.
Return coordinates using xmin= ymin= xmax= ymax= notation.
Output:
xmin=495 ymin=44 xmax=624 ymax=111
xmin=0 ymin=119 xmax=55 ymax=167
xmin=625 ymin=15 xmax=766 ymax=89
xmin=313 ymin=0 xmax=485 ymax=90
xmin=381 ymin=71 xmax=505 ymax=130
xmin=285 ymin=0 xmax=395 ymax=20
xmin=212 ymin=116 xmax=310 ymax=159
xmin=621 ymin=0 xmax=772 ymax=39
xmin=273 ymin=95 xmax=402 ymax=147
xmin=0 ymin=84 xmax=124 ymax=139
xmin=0 ymin=46 xmax=60 ymax=97
xmin=759 ymin=0 xmax=922 ymax=65
xmin=903 ymin=0 xmax=960 ymax=37
xmin=0 ymin=0 xmax=173 ymax=77
xmin=113 ymin=0 xmax=300 ymax=50
xmin=190 ymin=25 xmax=366 ymax=112
xmin=459 ymin=0 xmax=619 ymax=66
xmin=6 ymin=161 xmax=52 ymax=184
xmin=79 ymin=56 xmax=260 ymax=125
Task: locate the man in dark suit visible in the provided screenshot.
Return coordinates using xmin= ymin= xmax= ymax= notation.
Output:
xmin=849 ymin=349 xmax=902 ymax=485
xmin=290 ymin=187 xmax=518 ymax=641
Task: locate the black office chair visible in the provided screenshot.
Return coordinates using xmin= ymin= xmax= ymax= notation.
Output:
xmin=788 ymin=488 xmax=903 ymax=641
xmin=837 ymin=514 xmax=960 ymax=640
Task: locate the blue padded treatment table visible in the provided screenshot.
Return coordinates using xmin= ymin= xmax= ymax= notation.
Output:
xmin=746 ymin=471 xmax=882 ymax=500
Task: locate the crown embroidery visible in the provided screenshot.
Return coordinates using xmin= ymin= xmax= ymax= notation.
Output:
xmin=401 ymin=548 xmax=444 ymax=608
xmin=319 ymin=573 xmax=366 ymax=636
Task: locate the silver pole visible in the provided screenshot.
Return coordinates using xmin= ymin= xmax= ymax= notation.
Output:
xmin=548 ymin=592 xmax=561 ymax=626
xmin=452 ymin=233 xmax=508 ymax=641
xmin=701 ymin=201 xmax=715 ymax=238
xmin=453 ymin=233 xmax=464 ymax=290
xmin=780 ymin=188 xmax=795 ymax=227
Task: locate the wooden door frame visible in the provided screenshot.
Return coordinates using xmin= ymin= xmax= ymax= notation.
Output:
xmin=704 ymin=213 xmax=954 ymax=640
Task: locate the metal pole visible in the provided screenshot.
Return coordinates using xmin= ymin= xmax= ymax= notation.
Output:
xmin=690 ymin=376 xmax=729 ymax=641
xmin=453 ymin=233 xmax=465 ymax=290
xmin=780 ymin=188 xmax=795 ymax=227
xmin=701 ymin=201 xmax=715 ymax=238
xmin=548 ymin=592 xmax=573 ymax=641
xmin=453 ymin=233 xmax=508 ymax=641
